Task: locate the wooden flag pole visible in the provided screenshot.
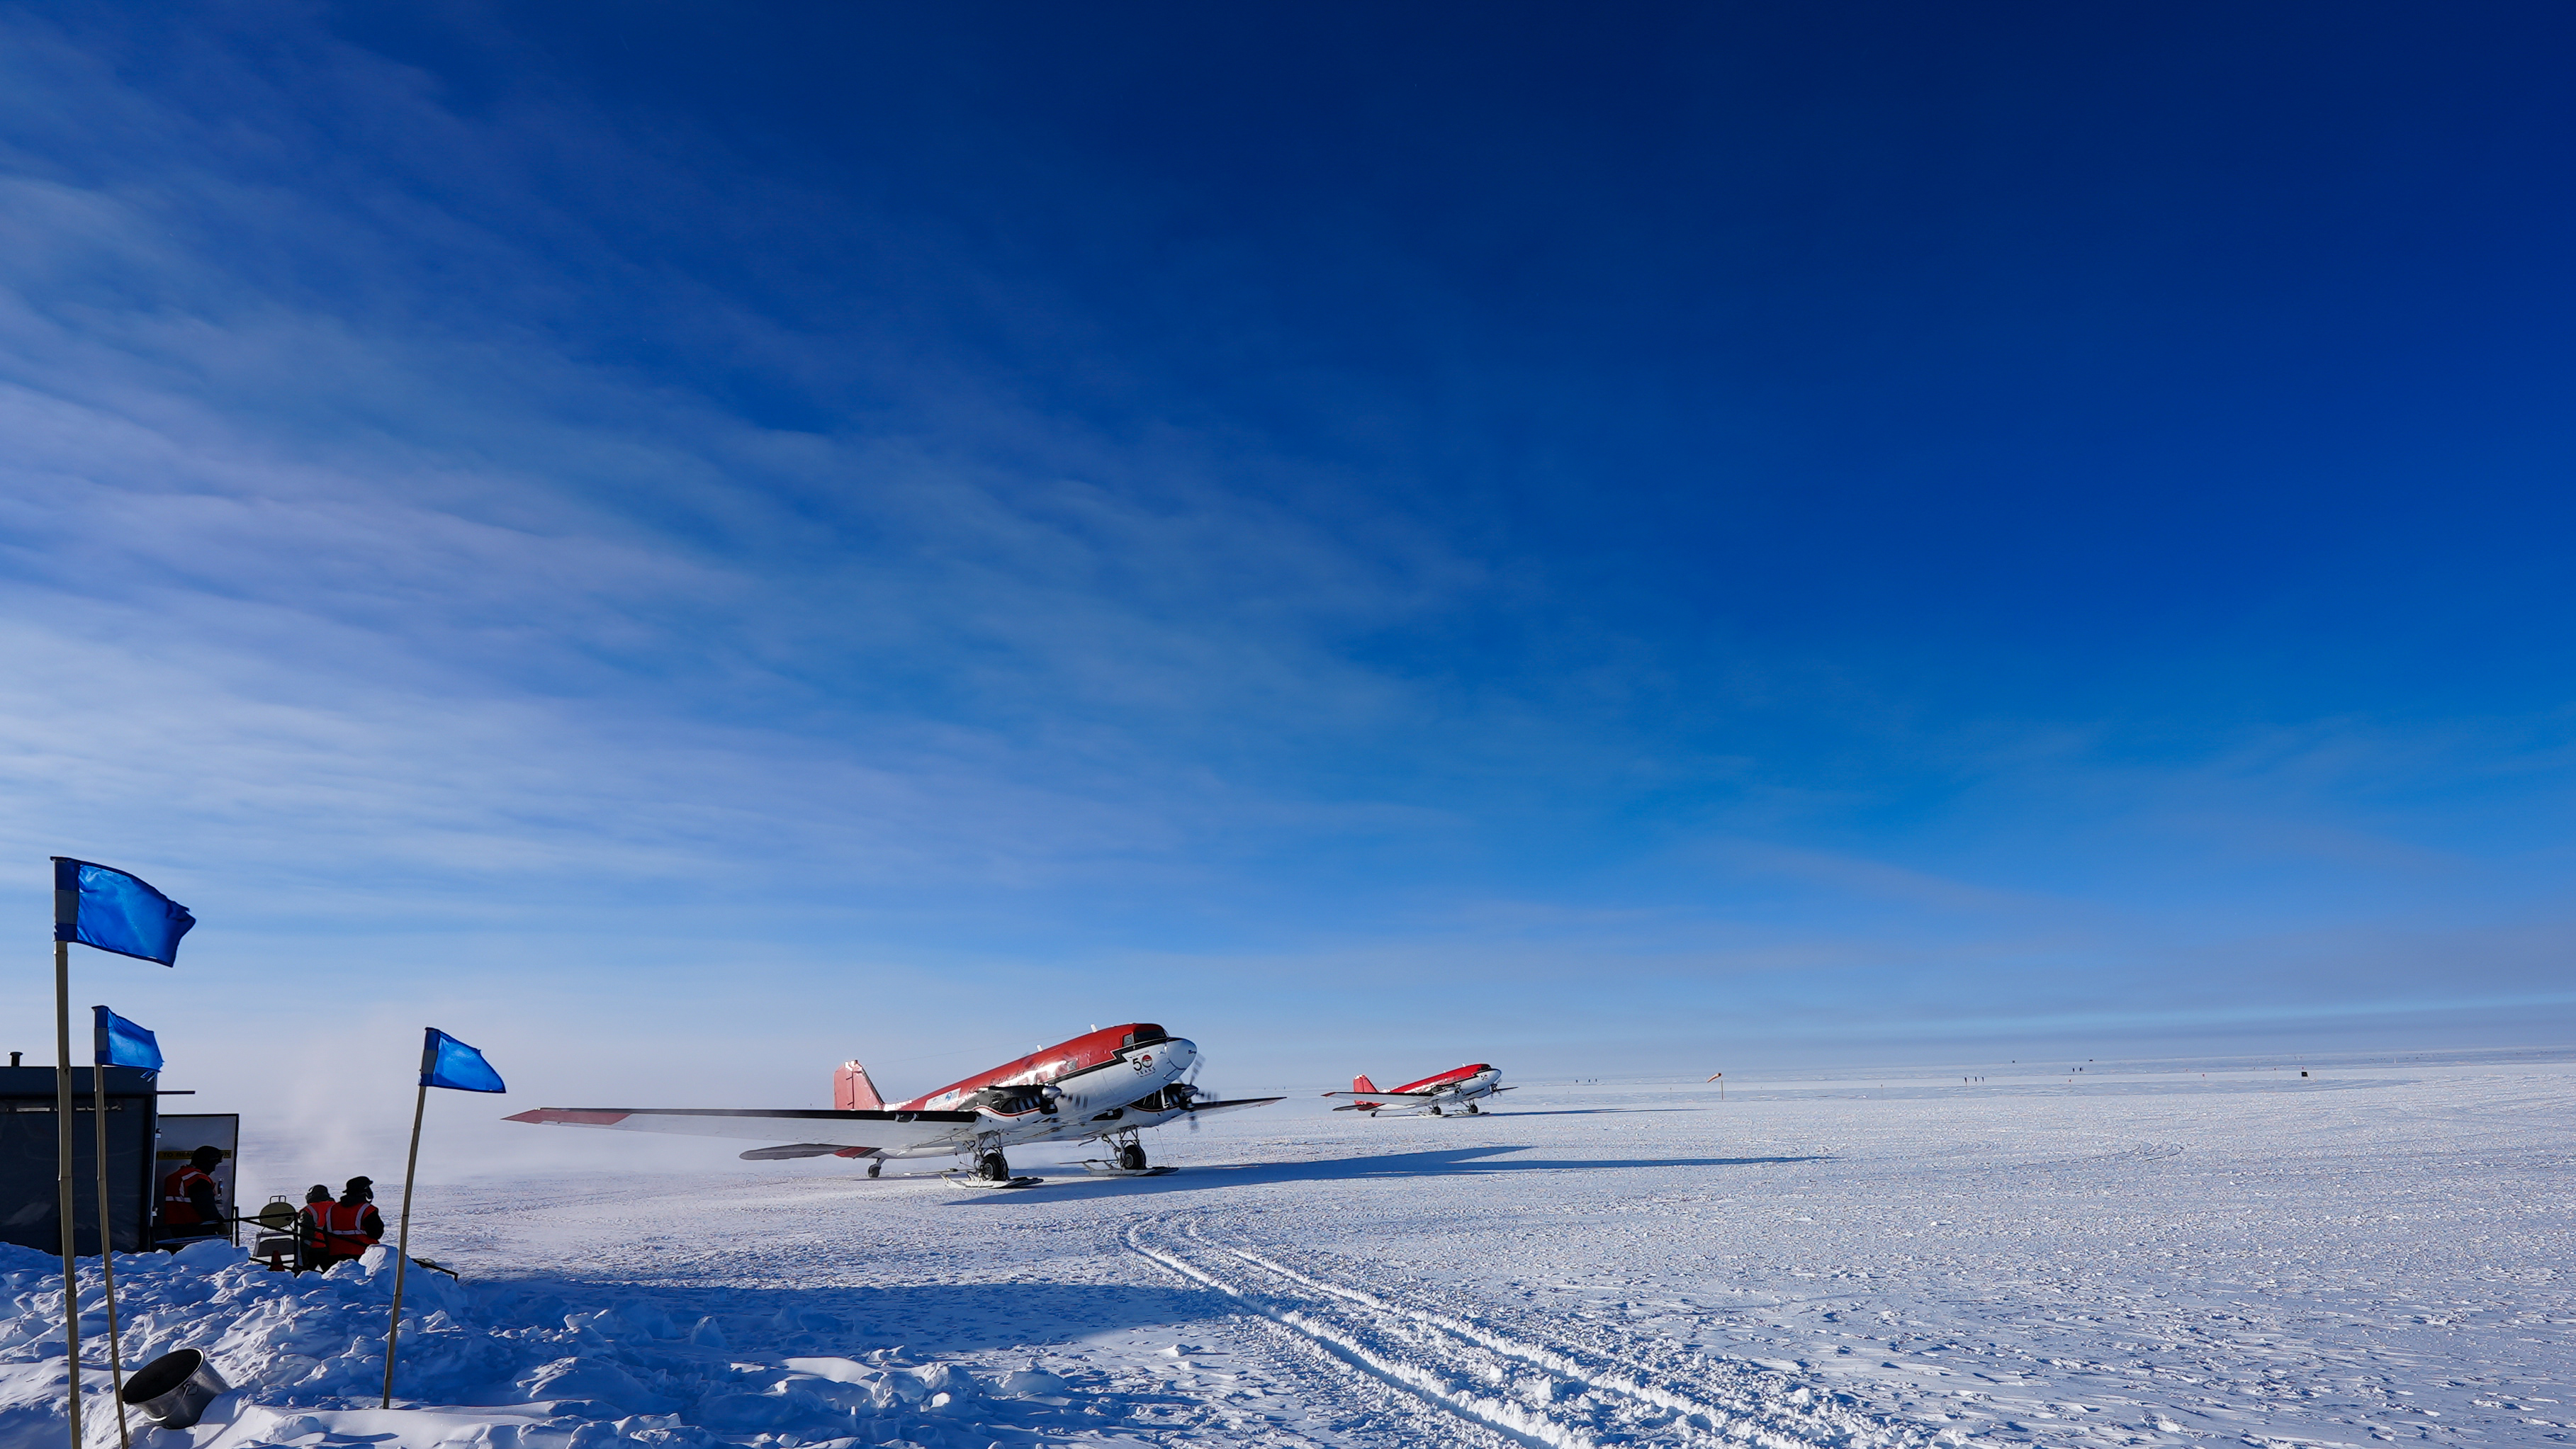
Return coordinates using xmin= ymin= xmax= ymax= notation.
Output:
xmin=90 ymin=1063 xmax=131 ymax=1449
xmin=52 ymin=940 xmax=83 ymax=1449
xmin=381 ymin=1078 xmax=427 ymax=1409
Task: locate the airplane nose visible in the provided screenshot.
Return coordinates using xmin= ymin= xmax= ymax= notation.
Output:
xmin=1166 ymin=1038 xmax=1197 ymax=1071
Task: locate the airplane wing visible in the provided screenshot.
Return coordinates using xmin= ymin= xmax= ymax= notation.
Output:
xmin=505 ymin=1106 xmax=980 ymax=1153
xmin=1179 ymin=1095 xmax=1284 ymax=1117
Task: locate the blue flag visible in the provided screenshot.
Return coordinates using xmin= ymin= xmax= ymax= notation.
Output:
xmin=93 ymin=1005 xmax=164 ymax=1071
xmin=54 ymin=857 xmax=196 ymax=966
xmin=421 ymin=1029 xmax=506 ymax=1093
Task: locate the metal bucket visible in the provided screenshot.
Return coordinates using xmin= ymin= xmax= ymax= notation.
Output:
xmin=121 ymin=1348 xmax=230 ymax=1429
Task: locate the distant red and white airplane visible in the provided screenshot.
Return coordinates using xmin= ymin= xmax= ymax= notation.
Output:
xmin=1322 ymin=1063 xmax=1508 ymax=1116
xmin=507 ymin=1023 xmax=1279 ymax=1183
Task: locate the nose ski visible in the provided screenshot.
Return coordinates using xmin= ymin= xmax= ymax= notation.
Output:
xmin=944 ymin=1171 xmax=1046 ymax=1190
xmin=942 ymin=1149 xmax=1045 ymax=1188
xmin=1081 ymin=1132 xmax=1175 ymax=1175
xmin=1081 ymin=1141 xmax=1177 ymax=1175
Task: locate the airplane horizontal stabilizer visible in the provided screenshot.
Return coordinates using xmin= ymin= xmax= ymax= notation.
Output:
xmin=1318 ymin=1089 xmax=1443 ymax=1098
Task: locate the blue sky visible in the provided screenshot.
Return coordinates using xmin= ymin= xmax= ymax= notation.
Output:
xmin=3 ymin=4 xmax=2572 ymax=1154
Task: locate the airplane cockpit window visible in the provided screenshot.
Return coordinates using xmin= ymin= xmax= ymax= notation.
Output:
xmin=1122 ymin=1025 xmax=1169 ymax=1048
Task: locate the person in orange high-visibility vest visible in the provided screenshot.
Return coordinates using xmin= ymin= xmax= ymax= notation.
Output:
xmin=305 ymin=1175 xmax=385 ymax=1268
xmin=291 ymin=1184 xmax=333 ymax=1270
xmin=158 ymin=1145 xmax=226 ymax=1248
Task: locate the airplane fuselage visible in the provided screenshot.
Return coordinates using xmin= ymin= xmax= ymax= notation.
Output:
xmin=1340 ymin=1062 xmax=1504 ymax=1115
xmin=882 ymin=1022 xmax=1203 ymax=1158
xmin=508 ymin=1021 xmax=1278 ymax=1179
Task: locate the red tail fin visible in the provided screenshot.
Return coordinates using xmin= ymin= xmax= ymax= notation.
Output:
xmin=836 ymin=1061 xmax=884 ymax=1112
xmin=1354 ymin=1074 xmax=1378 ymax=1095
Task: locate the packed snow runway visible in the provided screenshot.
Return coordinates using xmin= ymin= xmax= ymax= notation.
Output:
xmin=6 ymin=1055 xmax=2572 ymax=1449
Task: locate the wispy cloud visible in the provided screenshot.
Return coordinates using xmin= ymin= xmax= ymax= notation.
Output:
xmin=0 ymin=2 xmax=2568 ymax=1129
xmin=0 ymin=14 xmax=1491 ymax=940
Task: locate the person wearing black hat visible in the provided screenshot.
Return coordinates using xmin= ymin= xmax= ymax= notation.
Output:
xmin=157 ymin=1144 xmax=227 ymax=1248
xmin=309 ymin=1175 xmax=385 ymax=1269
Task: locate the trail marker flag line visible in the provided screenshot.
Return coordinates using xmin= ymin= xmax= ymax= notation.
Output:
xmin=47 ymin=858 xmax=194 ymax=1449
xmin=55 ymin=857 xmax=196 ymax=966
xmin=422 ymin=1029 xmax=507 ymax=1093
xmin=90 ymin=1006 xmax=161 ymax=1449
xmin=384 ymin=1030 xmax=507 ymax=1407
xmin=95 ymin=1007 xmax=163 ymax=1072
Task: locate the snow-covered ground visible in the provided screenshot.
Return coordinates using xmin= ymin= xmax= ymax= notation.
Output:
xmin=5 ymin=1055 xmax=2571 ymax=1449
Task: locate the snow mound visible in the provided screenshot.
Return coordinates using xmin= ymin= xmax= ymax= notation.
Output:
xmin=0 ymin=1244 xmax=1088 ymax=1449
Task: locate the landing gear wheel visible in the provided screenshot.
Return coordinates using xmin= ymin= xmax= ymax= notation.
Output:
xmin=976 ymin=1151 xmax=1011 ymax=1182
xmin=1466 ymin=1103 xmax=1480 ymax=1115
xmin=867 ymin=1160 xmax=882 ymax=1178
xmin=1429 ymin=1105 xmax=1444 ymax=1116
xmin=1116 ymin=1141 xmax=1147 ymax=1171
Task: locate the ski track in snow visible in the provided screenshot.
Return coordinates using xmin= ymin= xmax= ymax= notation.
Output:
xmin=3 ymin=1056 xmax=2572 ymax=1449
xmin=1127 ymin=1213 xmax=1925 ymax=1448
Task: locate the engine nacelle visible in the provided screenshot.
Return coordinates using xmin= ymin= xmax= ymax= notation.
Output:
xmin=971 ymin=1083 xmax=1058 ymax=1116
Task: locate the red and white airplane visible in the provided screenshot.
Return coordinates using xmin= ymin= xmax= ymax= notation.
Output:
xmin=507 ymin=1023 xmax=1279 ymax=1183
xmin=1323 ymin=1063 xmax=1508 ymax=1116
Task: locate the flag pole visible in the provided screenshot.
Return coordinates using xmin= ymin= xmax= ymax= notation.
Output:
xmin=52 ymin=939 xmax=84 ymax=1449
xmin=90 ymin=1060 xmax=131 ymax=1449
xmin=381 ymin=1078 xmax=427 ymax=1409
